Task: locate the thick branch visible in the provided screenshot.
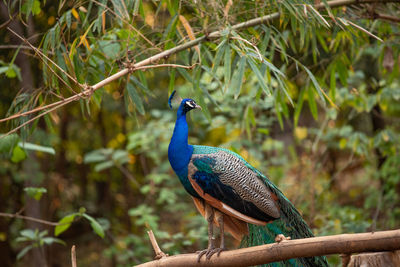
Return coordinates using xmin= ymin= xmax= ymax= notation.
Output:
xmin=136 ymin=229 xmax=400 ymax=267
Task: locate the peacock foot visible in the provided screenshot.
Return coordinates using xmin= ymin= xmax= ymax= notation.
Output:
xmin=196 ymin=246 xmax=226 ymax=261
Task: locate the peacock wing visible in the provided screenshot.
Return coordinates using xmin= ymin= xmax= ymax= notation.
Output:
xmin=188 ymin=146 xmax=280 ymax=225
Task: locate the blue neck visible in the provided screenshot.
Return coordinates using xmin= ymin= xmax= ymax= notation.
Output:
xmin=168 ymin=109 xmax=193 ymax=174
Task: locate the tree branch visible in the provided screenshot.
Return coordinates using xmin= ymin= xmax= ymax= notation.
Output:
xmin=0 ymin=212 xmax=60 ymax=226
xmin=136 ymin=229 xmax=400 ymax=267
xmin=0 ymin=0 xmax=398 ymax=133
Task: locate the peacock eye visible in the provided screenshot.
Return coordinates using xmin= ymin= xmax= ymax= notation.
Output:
xmin=186 ymin=101 xmax=195 ymax=108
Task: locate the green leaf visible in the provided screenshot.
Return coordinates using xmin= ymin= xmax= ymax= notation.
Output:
xmin=127 ymin=83 xmax=145 ymax=115
xmin=212 ymin=39 xmax=227 ymax=71
xmin=24 ymin=187 xmax=47 ymax=201
xmin=32 ymin=0 xmax=41 ymax=15
xmin=18 ymin=142 xmax=55 ymax=155
xmin=231 ymin=56 xmax=246 ymax=99
xmin=177 ymin=68 xmax=192 ymax=83
xmin=294 ymin=88 xmax=306 ymax=127
xmin=11 ymin=146 xmax=26 ymax=163
xmin=163 ymin=14 xmax=178 ymax=49
xmin=84 ymin=148 xmax=111 ymax=163
xmin=19 ymin=229 xmax=36 ymax=240
xmin=0 ymin=134 xmax=19 ymax=154
xmin=94 ymin=160 xmax=114 ymax=172
xmin=17 ymin=245 xmax=33 ymax=260
xmin=303 ymin=66 xmax=326 ymax=104
xmin=274 ymin=95 xmax=284 ymax=129
xmin=330 ymin=65 xmax=336 ymax=101
xmin=248 ymin=58 xmax=271 ymax=95
xmin=82 ymin=214 xmax=105 ymax=238
xmin=55 ymin=213 xmax=77 ymax=236
xmin=307 ymin=87 xmax=318 ymax=120
xmin=23 ymin=0 xmax=35 ymax=19
xmin=224 ymin=43 xmax=231 ymax=92
xmin=133 ymin=0 xmax=142 ymax=16
xmin=42 ymin=237 xmax=66 ymax=246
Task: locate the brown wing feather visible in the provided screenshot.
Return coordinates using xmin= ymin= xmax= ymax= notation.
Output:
xmin=189 ymin=176 xmax=268 ymax=226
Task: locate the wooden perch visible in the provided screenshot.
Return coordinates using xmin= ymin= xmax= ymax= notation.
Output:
xmin=136 ymin=229 xmax=400 ymax=267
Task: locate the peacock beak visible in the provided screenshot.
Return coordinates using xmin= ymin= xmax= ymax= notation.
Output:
xmin=195 ymin=103 xmax=202 ymax=110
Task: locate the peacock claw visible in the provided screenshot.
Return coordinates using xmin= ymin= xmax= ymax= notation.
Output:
xmin=196 ymin=247 xmax=226 ymax=261
xmin=196 ymin=248 xmax=211 ymax=262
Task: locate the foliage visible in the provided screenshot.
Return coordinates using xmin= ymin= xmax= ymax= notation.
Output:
xmin=0 ymin=0 xmax=399 ymax=266
xmin=15 ymin=229 xmax=65 ymax=260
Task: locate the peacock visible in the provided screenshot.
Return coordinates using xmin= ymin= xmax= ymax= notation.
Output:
xmin=167 ymin=91 xmax=328 ymax=266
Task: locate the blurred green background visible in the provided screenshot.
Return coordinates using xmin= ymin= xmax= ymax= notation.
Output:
xmin=0 ymin=0 xmax=399 ymax=266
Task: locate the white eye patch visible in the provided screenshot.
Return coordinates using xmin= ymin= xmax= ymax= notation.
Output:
xmin=186 ymin=101 xmax=195 ymax=108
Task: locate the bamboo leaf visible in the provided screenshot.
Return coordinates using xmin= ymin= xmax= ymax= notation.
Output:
xmin=133 ymin=0 xmax=142 ymax=17
xmin=303 ymin=66 xmax=326 ymax=104
xmin=307 ymin=87 xmax=318 ymax=120
xmin=231 ymin=56 xmax=246 ymax=99
xmin=177 ymin=68 xmax=193 ymax=83
xmin=248 ymin=58 xmax=271 ymax=96
xmin=224 ymin=43 xmax=232 ymax=92
xmin=330 ymin=65 xmax=336 ymax=101
xmin=294 ymin=88 xmax=306 ymax=127
xmin=212 ymin=40 xmax=227 ymax=71
xmin=127 ymin=82 xmax=145 ymax=115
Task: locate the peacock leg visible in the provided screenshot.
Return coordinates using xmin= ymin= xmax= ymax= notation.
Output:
xmin=213 ymin=210 xmax=227 ymax=257
xmin=197 ymin=204 xmax=215 ymax=262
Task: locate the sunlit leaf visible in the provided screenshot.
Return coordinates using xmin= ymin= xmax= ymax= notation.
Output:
xmin=55 ymin=214 xmax=77 ymax=236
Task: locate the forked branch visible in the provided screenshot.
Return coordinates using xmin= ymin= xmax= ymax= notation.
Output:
xmin=136 ymin=229 xmax=400 ymax=267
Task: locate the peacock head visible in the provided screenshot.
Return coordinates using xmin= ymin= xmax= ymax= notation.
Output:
xmin=168 ymin=90 xmax=201 ymax=115
xmin=180 ymin=98 xmax=202 ymax=114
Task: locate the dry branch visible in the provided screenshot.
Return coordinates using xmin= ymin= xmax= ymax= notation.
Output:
xmin=1 ymin=0 xmax=398 ymax=134
xmin=136 ymin=229 xmax=400 ymax=267
xmin=71 ymin=245 xmax=77 ymax=267
xmin=147 ymin=230 xmax=167 ymax=260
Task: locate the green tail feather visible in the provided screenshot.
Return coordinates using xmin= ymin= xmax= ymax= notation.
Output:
xmin=241 ymin=182 xmax=328 ymax=267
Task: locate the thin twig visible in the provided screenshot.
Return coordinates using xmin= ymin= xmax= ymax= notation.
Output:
xmin=147 ymin=230 xmax=167 ymax=260
xmin=0 ymin=212 xmax=60 ymax=226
